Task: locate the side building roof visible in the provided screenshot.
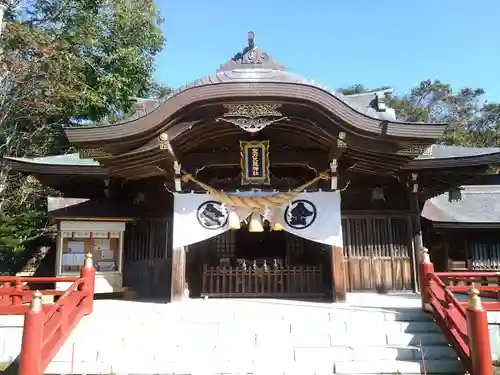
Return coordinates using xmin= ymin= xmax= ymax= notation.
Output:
xmin=422 ymin=184 xmax=500 ymax=228
xmin=3 ymin=154 xmax=108 ymax=175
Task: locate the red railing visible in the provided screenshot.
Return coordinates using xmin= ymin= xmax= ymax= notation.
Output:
xmin=0 ymin=253 xmax=95 ymax=375
xmin=420 ymin=249 xmax=499 ymax=375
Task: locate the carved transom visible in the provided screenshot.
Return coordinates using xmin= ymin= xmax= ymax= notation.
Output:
xmin=217 ymin=104 xmax=288 ymax=133
xmin=79 ymin=148 xmax=112 ymax=158
xmin=398 ymin=143 xmax=431 ymax=155
xmin=223 ymin=104 xmax=283 ymax=119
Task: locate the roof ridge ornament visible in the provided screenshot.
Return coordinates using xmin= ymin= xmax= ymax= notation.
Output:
xmin=217 ymin=31 xmax=286 ymax=72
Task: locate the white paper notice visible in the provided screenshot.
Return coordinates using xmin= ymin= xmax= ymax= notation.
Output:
xmin=67 ymin=241 xmax=85 ymax=254
xmin=93 ymin=239 xmax=110 ymax=251
xmin=73 ymin=253 xmax=86 ymax=266
xmin=62 ymin=254 xmax=75 ymax=266
xmin=100 ymin=250 xmax=114 ymax=259
xmin=96 ymin=262 xmax=116 ymax=272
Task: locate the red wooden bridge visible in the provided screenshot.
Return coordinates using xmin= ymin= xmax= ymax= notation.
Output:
xmin=0 ymin=253 xmax=95 ymax=375
xmin=0 ymin=249 xmax=499 ymax=375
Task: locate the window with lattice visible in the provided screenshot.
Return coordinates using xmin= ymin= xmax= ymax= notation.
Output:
xmin=215 ymin=231 xmax=235 ymax=259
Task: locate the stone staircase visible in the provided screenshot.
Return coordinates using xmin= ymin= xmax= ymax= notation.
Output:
xmin=0 ymin=294 xmax=465 ymax=374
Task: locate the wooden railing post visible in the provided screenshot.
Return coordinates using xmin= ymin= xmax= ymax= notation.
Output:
xmin=79 ymin=253 xmax=95 ymax=315
xmin=12 ymin=279 xmax=23 ymax=306
xmin=419 ymin=248 xmax=434 ymax=312
xmin=18 ymin=291 xmax=44 ymax=375
xmin=466 ymin=288 xmax=493 ymax=375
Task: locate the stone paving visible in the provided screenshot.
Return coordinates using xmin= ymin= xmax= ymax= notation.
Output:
xmin=0 ymin=294 xmax=468 ymax=374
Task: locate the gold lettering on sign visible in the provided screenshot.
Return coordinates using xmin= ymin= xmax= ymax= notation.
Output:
xmin=240 ymin=140 xmax=270 ymax=185
xmin=251 ymin=148 xmax=260 ymax=177
xmin=78 ymin=148 xmax=112 ymax=158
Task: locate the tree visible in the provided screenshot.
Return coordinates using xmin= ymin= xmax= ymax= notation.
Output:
xmin=340 ymin=81 xmax=500 ymax=148
xmin=0 ymin=0 xmax=166 ymax=271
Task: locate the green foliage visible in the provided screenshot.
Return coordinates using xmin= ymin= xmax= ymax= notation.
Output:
xmin=340 ymin=80 xmax=500 ymax=148
xmin=0 ymin=0 xmax=166 ymax=271
xmin=0 ymin=211 xmax=46 ymax=268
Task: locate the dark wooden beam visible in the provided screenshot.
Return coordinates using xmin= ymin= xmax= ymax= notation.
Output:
xmin=408 ymin=172 xmax=421 ymax=294
xmin=181 ymin=150 xmax=327 ymax=169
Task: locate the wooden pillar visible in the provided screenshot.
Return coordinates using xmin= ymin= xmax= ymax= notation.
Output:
xmin=328 ymin=140 xmax=347 ymax=302
xmin=170 ymin=246 xmax=187 ymax=302
xmin=408 ymin=172 xmax=422 ymax=293
xmin=331 ymin=245 xmax=346 ymax=302
xmin=443 ymin=232 xmax=451 ymax=271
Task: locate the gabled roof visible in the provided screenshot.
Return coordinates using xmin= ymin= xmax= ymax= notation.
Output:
xmin=5 ymin=154 xmax=99 ymax=166
xmin=416 ymin=145 xmax=500 ymax=160
xmin=47 ymin=197 xmax=135 ymax=219
xmin=3 ymin=153 xmax=107 ymax=175
xmin=422 ymin=185 xmax=500 ymax=227
xmin=122 ymin=87 xmax=397 ymax=126
xmin=62 ymin=33 xmax=447 ymax=144
xmin=406 ymin=145 xmax=500 ymax=169
xmin=340 ymin=89 xmax=396 ymax=121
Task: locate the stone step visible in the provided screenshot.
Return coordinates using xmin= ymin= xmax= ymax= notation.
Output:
xmin=0 ymin=297 xmax=463 ymax=375
xmin=44 ymin=359 xmax=466 ymax=375
xmin=345 ymin=320 xmax=441 ymax=334
xmin=49 ymin=342 xmax=457 ymax=364
xmin=330 ymin=309 xmax=434 ymax=323
xmin=294 ymin=344 xmax=457 ymax=362
xmin=333 ymin=359 xmax=466 ymax=374
xmin=328 ymin=331 xmax=448 ymax=346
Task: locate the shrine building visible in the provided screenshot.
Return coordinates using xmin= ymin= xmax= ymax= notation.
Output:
xmin=4 ymin=32 xmax=500 ymax=302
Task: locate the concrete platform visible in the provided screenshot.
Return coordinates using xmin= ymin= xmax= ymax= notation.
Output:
xmin=0 ymin=293 xmax=467 ymax=374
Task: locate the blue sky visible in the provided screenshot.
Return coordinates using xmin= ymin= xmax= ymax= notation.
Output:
xmin=155 ymin=0 xmax=499 ymax=101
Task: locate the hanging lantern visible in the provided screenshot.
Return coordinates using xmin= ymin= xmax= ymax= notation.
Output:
xmin=248 ymin=213 xmax=264 ymax=232
xmin=371 ymin=186 xmax=385 ymax=202
xmin=227 ymin=210 xmax=241 ymax=230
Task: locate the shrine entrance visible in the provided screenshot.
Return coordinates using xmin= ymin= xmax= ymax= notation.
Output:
xmin=187 ymin=227 xmax=329 ymax=299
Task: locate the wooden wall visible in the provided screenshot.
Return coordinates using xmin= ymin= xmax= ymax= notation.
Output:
xmin=342 ymin=213 xmax=414 ymax=293
xmin=118 ymin=180 xmax=417 ymax=296
xmin=121 ymin=212 xmax=415 ymax=297
xmin=122 ymin=218 xmax=172 ymax=298
xmin=429 ymin=228 xmax=500 ymax=272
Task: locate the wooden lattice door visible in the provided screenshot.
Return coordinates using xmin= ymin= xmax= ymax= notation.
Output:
xmin=342 ymin=214 xmax=414 ymax=292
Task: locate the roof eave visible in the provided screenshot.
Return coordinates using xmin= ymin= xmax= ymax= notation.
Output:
xmin=63 ymin=81 xmax=447 ymax=144
xmin=431 ymin=221 xmax=500 ymax=229
xmin=2 ymin=157 xmax=109 ymax=176
xmin=404 ymin=152 xmax=500 ymax=170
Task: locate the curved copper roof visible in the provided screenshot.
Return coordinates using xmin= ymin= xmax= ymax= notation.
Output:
xmin=64 ymin=33 xmax=447 ymax=144
xmin=422 ymin=185 xmax=500 ymax=227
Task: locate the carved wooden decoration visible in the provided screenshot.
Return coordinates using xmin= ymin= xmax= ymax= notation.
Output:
xmin=337 ymin=132 xmax=347 ymax=149
xmin=217 ymin=104 xmax=288 ymax=133
xmin=398 ymin=143 xmax=430 ymax=155
xmin=78 ymin=148 xmax=112 ymax=158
